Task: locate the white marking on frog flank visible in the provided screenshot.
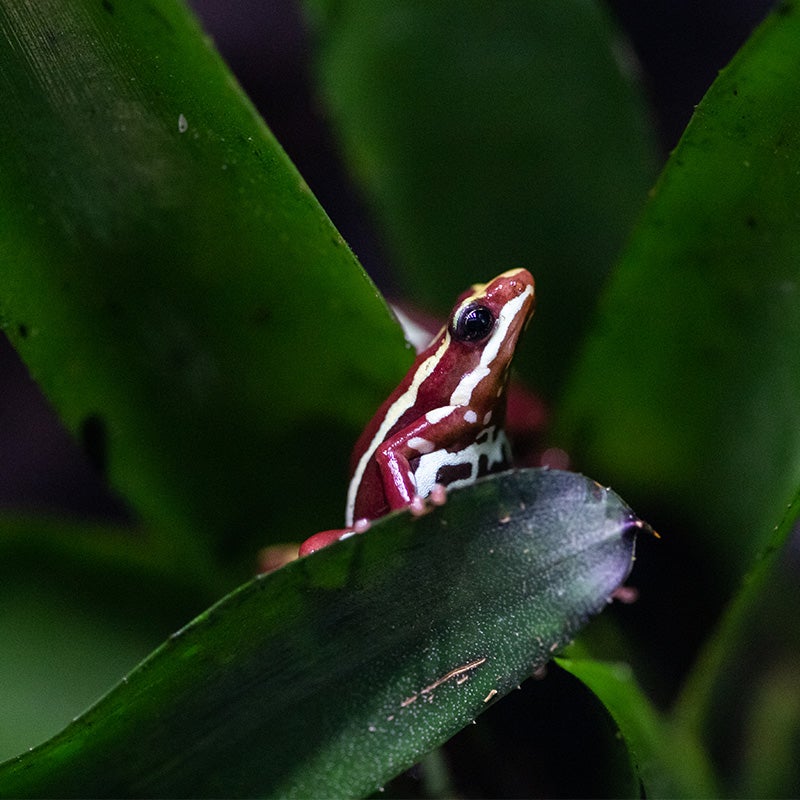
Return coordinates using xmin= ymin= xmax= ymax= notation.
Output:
xmin=414 ymin=427 xmax=510 ymax=499
xmin=464 ymin=410 xmax=478 ymax=424
xmin=483 ymin=411 xmax=493 ymax=425
xmin=346 ymin=333 xmax=450 ymax=525
xmin=425 ymin=406 xmax=452 ymax=425
xmin=449 ymin=285 xmax=533 ymax=407
xmin=408 ymin=436 xmax=435 ymax=454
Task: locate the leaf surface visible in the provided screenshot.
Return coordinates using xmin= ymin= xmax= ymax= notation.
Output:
xmin=0 ymin=469 xmax=639 ymax=798
xmin=0 ymin=0 xmax=409 ymax=568
xmin=557 ymin=2 xmax=800 ymax=577
xmin=306 ymin=0 xmax=658 ymax=397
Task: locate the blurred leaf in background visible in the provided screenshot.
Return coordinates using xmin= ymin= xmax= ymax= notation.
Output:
xmin=304 ymin=0 xmax=659 ymax=399
xmin=557 ymin=3 xmax=800 ymax=584
xmin=0 ymin=0 xmax=409 ymax=577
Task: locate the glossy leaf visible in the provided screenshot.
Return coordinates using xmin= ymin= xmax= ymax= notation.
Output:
xmin=557 ymin=2 xmax=800 ymax=578
xmin=0 ymin=469 xmax=639 ymax=798
xmin=305 ymin=0 xmax=658 ymax=398
xmin=558 ymin=658 xmax=717 ymax=798
xmin=0 ymin=0 xmax=410 ymax=570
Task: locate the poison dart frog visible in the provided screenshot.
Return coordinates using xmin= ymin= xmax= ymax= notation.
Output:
xmin=299 ymin=268 xmax=535 ymax=556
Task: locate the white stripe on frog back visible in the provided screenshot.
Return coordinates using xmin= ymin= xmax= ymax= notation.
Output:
xmin=345 ymin=330 xmax=450 ymax=526
xmin=449 ymin=284 xmax=533 ymax=407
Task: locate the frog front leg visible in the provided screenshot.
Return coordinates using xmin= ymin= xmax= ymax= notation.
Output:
xmin=375 ymin=405 xmax=474 ymax=512
xmin=297 ymin=516 xmax=371 ymax=556
xmin=298 ymin=411 xmax=462 ymax=557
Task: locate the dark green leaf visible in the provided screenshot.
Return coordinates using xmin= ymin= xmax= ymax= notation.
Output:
xmin=557 ymin=2 xmax=800 ymax=578
xmin=558 ymin=657 xmax=717 ymax=798
xmin=673 ymin=488 xmax=800 ymax=796
xmin=0 ymin=469 xmax=639 ymax=797
xmin=0 ymin=516 xmax=215 ymax=761
xmin=0 ymin=0 xmax=410 ymax=569
xmin=305 ymin=0 xmax=658 ymax=398
xmin=0 ymin=577 xmax=157 ymax=766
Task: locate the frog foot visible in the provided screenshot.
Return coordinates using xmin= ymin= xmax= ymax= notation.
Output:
xmin=409 ymin=495 xmax=426 ymax=516
xmin=610 ymin=585 xmax=639 ymax=604
xmin=429 ymin=483 xmax=448 ymax=506
xmin=409 ymin=484 xmax=448 ymax=517
xmin=256 ymin=543 xmax=300 ymax=574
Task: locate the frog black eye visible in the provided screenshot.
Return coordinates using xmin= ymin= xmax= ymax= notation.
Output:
xmin=451 ymin=302 xmax=495 ymax=342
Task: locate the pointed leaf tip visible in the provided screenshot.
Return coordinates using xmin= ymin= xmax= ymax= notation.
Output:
xmin=0 ymin=469 xmax=642 ymax=798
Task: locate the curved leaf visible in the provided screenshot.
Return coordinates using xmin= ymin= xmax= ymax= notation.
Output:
xmin=672 ymin=487 xmax=800 ymax=796
xmin=0 ymin=469 xmax=640 ymax=798
xmin=557 ymin=2 xmax=800 ymax=578
xmin=306 ymin=0 xmax=658 ymax=397
xmin=0 ymin=515 xmax=212 ymax=762
xmin=558 ymin=658 xmax=717 ymax=798
xmin=0 ymin=0 xmax=409 ymax=568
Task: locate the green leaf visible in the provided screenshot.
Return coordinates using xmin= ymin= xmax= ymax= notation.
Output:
xmin=557 ymin=2 xmax=800 ymax=578
xmin=0 ymin=0 xmax=410 ymax=570
xmin=0 ymin=515 xmax=215 ymax=761
xmin=0 ymin=469 xmax=639 ymax=798
xmin=305 ymin=0 xmax=658 ymax=398
xmin=673 ymin=488 xmax=800 ymax=796
xmin=558 ymin=658 xmax=717 ymax=798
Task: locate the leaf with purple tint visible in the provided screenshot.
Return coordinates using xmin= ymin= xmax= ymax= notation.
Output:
xmin=0 ymin=469 xmax=640 ymax=797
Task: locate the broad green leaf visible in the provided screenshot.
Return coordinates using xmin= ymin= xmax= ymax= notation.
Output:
xmin=557 ymin=2 xmax=800 ymax=579
xmin=0 ymin=469 xmax=640 ymax=798
xmin=0 ymin=0 xmax=409 ymax=571
xmin=558 ymin=658 xmax=717 ymax=798
xmin=0 ymin=516 xmax=215 ymax=761
xmin=305 ymin=0 xmax=658 ymax=398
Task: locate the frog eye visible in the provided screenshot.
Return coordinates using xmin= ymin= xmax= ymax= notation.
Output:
xmin=450 ymin=302 xmax=495 ymax=342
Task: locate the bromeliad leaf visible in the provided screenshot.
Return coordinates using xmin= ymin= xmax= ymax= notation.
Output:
xmin=305 ymin=0 xmax=658 ymax=399
xmin=557 ymin=658 xmax=718 ymax=798
xmin=0 ymin=469 xmax=641 ymax=798
xmin=556 ymin=0 xmax=800 ymax=582
xmin=0 ymin=0 xmax=409 ymax=571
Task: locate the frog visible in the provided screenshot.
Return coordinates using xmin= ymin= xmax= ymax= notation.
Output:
xmin=299 ymin=268 xmax=535 ymax=556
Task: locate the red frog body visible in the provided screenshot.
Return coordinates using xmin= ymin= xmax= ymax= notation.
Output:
xmin=300 ymin=268 xmax=535 ymax=555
